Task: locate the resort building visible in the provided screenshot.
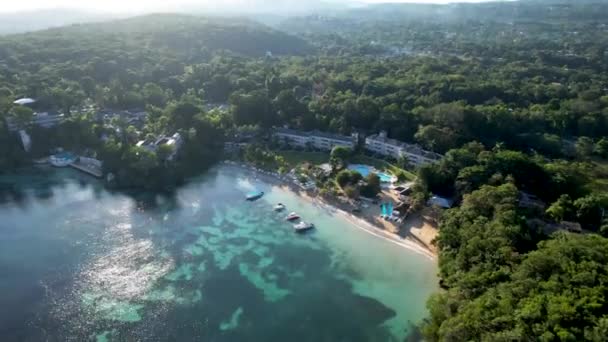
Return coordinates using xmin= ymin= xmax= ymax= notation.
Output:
xmin=275 ymin=128 xmax=356 ymax=151
xmin=364 ymin=131 xmax=441 ymax=167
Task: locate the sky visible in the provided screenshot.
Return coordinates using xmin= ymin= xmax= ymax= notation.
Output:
xmin=0 ymin=0 xmax=495 ymax=13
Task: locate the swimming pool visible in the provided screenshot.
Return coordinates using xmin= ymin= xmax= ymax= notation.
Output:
xmin=348 ymin=164 xmax=394 ymax=183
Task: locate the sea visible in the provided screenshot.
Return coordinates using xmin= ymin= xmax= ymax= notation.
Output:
xmin=0 ymin=166 xmax=437 ymax=341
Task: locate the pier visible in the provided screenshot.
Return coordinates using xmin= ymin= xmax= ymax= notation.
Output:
xmin=70 ymin=157 xmax=103 ymax=178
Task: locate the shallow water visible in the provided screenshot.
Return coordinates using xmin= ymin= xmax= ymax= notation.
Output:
xmin=0 ymin=166 xmax=437 ymax=341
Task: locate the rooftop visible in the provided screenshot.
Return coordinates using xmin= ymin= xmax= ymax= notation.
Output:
xmin=276 ymin=128 xmax=353 ymax=143
xmin=427 ymin=195 xmax=453 ymax=209
xmin=367 ymin=133 xmax=442 ymax=160
xmin=14 ymin=98 xmax=36 ymax=105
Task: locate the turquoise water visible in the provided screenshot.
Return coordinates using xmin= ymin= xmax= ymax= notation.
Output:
xmin=0 ymin=166 xmax=437 ymax=341
xmin=348 ymin=164 xmax=394 ymax=183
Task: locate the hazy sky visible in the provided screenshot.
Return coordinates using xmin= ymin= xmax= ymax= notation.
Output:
xmin=0 ymin=0 xmax=495 ymax=13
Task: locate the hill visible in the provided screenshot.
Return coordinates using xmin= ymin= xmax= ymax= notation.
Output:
xmin=0 ymin=13 xmax=313 ymax=66
xmin=0 ymin=9 xmax=119 ymax=35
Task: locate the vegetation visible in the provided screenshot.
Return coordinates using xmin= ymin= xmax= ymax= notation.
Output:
xmin=275 ymin=150 xmax=329 ymax=169
xmin=0 ymin=2 xmax=607 ymax=338
xmin=330 ymin=145 xmax=352 ymax=170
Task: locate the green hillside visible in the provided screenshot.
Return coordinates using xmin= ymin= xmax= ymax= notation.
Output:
xmin=0 ymin=13 xmax=313 ymax=67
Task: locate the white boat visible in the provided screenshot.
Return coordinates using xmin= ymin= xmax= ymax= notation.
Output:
xmin=285 ymin=212 xmax=300 ymax=221
xmin=49 ymin=153 xmax=77 ymax=167
xmin=294 ymin=221 xmax=315 ymax=233
xmin=274 ymin=203 xmax=286 ymax=212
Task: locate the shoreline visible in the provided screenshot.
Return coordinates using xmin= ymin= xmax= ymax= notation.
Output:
xmin=284 ymin=186 xmax=437 ymax=260
xmin=220 ymin=161 xmax=438 ymax=260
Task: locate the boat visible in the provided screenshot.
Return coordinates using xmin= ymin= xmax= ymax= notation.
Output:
xmin=49 ymin=152 xmax=77 ymax=167
xmin=274 ymin=203 xmax=286 ymax=212
xmin=294 ymin=221 xmax=315 ymax=233
xmin=285 ymin=212 xmax=300 ymax=221
xmin=246 ymin=191 xmax=264 ymax=201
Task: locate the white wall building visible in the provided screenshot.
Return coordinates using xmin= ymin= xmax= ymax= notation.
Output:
xmin=365 ymin=131 xmax=441 ymax=167
xmin=136 ymin=133 xmax=183 ymax=161
xmin=276 ymin=128 xmax=355 ymax=151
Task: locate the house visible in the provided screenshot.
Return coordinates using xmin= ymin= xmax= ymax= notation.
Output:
xmin=365 ymin=131 xmax=441 ymax=167
xmin=275 ymin=128 xmax=356 ymax=151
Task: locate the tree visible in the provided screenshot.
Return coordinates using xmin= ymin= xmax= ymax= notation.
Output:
xmin=360 ymin=173 xmax=381 ymax=198
xmin=546 ymin=194 xmax=575 ymax=222
xmin=330 ymin=146 xmax=352 ymax=170
xmin=336 ymin=169 xmax=362 ymax=188
xmin=595 ymin=138 xmax=608 ymax=158
xmin=573 ymin=194 xmax=608 ymax=230
xmin=230 ymin=90 xmax=274 ymax=128
xmin=143 ymin=83 xmax=168 ymax=107
xmin=343 ymin=185 xmax=359 ymax=199
xmin=425 ymin=234 xmax=608 ymax=342
xmin=415 ymin=124 xmax=459 ymax=153
xmin=575 ymin=136 xmax=595 ymax=158
xmin=167 ymin=100 xmax=202 ymax=130
xmin=9 ymin=105 xmax=34 ymax=128
xmin=336 ymin=169 xmax=352 ymax=187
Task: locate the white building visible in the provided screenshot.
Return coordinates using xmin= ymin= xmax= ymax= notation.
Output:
xmin=365 ymin=131 xmax=441 ymax=167
xmin=136 ymin=133 xmax=183 ymax=161
xmin=275 ymin=128 xmax=355 ymax=151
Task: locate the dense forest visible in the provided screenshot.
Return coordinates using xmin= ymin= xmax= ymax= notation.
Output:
xmin=0 ymin=1 xmax=607 ymax=339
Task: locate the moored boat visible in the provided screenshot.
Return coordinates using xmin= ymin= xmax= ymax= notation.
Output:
xmin=285 ymin=212 xmax=300 ymax=221
xmin=274 ymin=203 xmax=286 ymax=211
xmin=246 ymin=191 xmax=264 ymax=201
xmin=49 ymin=152 xmax=77 ymax=167
xmin=294 ymin=221 xmax=315 ymax=233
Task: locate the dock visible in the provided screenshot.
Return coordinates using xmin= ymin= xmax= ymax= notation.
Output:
xmin=70 ymin=157 xmax=103 ymax=178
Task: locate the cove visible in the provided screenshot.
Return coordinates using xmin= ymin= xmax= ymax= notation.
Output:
xmin=0 ymin=166 xmax=437 ymax=341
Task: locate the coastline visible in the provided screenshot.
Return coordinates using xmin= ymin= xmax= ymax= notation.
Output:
xmin=220 ymin=161 xmax=438 ymax=260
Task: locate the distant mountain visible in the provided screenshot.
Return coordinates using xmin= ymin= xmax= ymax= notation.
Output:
xmin=0 ymin=14 xmax=314 ymax=60
xmin=279 ymin=0 xmax=608 ymax=34
xmin=0 ymin=9 xmax=120 ymax=35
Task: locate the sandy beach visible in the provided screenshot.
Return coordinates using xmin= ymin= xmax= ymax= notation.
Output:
xmin=279 ymin=185 xmax=438 ymax=260
xmin=222 ymin=162 xmax=439 ymax=260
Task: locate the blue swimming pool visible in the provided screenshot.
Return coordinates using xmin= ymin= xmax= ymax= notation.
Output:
xmin=348 ymin=164 xmax=394 ymax=183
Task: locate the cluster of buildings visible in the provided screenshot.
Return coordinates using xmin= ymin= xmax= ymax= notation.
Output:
xmin=275 ymin=128 xmax=442 ymax=168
